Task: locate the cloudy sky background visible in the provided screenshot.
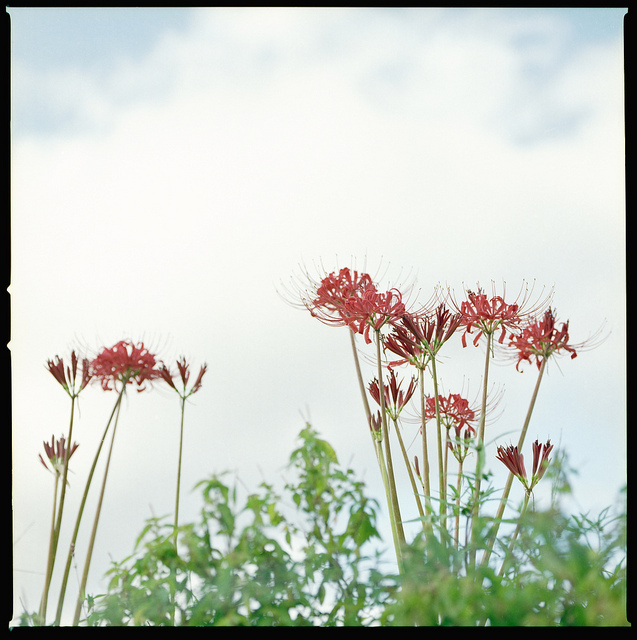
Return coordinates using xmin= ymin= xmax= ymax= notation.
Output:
xmin=9 ymin=7 xmax=626 ymax=626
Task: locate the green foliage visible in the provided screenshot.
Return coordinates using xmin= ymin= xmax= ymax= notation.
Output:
xmin=86 ymin=425 xmax=393 ymax=626
xmin=383 ymin=494 xmax=629 ymax=626
xmin=84 ymin=426 xmax=629 ymax=627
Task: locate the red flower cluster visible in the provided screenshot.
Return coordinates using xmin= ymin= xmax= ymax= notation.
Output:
xmin=385 ymin=304 xmax=462 ymax=367
xmin=159 ymin=356 xmax=208 ymax=398
xmin=345 ymin=284 xmax=406 ymax=344
xmin=47 ymin=351 xmax=92 ymax=397
xmin=496 ymin=439 xmax=554 ymax=493
xmin=510 ymin=308 xmax=577 ymax=371
xmin=91 ymin=340 xmax=161 ymax=392
xmin=39 ymin=435 xmax=79 ymax=476
xmin=310 ymin=267 xmax=407 ymax=344
xmin=368 ymin=370 xmax=417 ymax=420
xmin=425 ymin=393 xmax=476 ymax=434
xmin=459 ymin=289 xmax=522 ymax=348
xmin=310 ymin=267 xmax=374 ymax=327
xmin=425 ymin=393 xmax=476 ymax=463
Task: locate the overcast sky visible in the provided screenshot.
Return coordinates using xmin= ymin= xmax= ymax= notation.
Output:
xmin=9 ymin=7 xmax=626 ymax=626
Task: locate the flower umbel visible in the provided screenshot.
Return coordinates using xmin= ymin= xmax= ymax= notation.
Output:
xmin=368 ymin=370 xmax=418 ymax=421
xmin=510 ymin=308 xmax=577 ymax=371
xmin=39 ymin=435 xmax=79 ymax=477
xmin=459 ymin=290 xmax=522 ymax=348
xmin=91 ymin=340 xmax=161 ymax=392
xmin=159 ymin=357 xmax=208 ymax=398
xmin=425 ymin=393 xmax=476 ymax=434
xmin=531 ymin=439 xmax=554 ymax=486
xmin=309 ymin=267 xmax=375 ymax=327
xmin=344 ymin=283 xmax=407 ymax=344
xmin=46 ymin=352 xmax=92 ymax=398
xmin=496 ymin=439 xmax=554 ymax=494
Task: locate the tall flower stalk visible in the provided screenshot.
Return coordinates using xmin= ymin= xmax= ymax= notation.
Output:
xmin=296 ymin=265 xmax=411 ymax=566
xmin=38 ymin=353 xmax=90 ymax=625
xmin=495 ymin=439 xmax=554 ymax=577
xmin=158 ymin=357 xmax=207 ymax=547
xmin=71 ymin=340 xmax=161 ymax=625
xmin=54 ymin=383 xmax=126 ymax=626
xmin=453 ymin=284 xmax=549 ymax=563
xmin=385 ymin=304 xmax=462 ymax=534
xmin=368 ymin=371 xmax=424 ymax=524
xmin=482 ymin=308 xmax=585 ymax=568
xmin=38 ymin=435 xmax=79 ymax=624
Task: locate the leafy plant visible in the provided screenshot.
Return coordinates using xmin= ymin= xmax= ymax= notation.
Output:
xmin=85 ymin=425 xmax=395 ymax=626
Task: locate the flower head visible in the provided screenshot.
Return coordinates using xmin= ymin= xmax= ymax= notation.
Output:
xmin=423 ymin=392 xmax=477 ymax=463
xmin=91 ymin=340 xmax=161 ymax=392
xmin=46 ymin=351 xmax=92 ymax=398
xmin=309 ymin=267 xmax=375 ymax=327
xmin=39 ymin=435 xmax=79 ymax=477
xmin=368 ymin=370 xmax=417 ymax=420
xmin=510 ymin=308 xmax=577 ymax=371
xmin=452 ymin=281 xmax=552 ymax=349
xmin=386 ymin=303 xmax=462 ymax=367
xmin=343 ymin=283 xmax=407 ymax=344
xmin=531 ymin=439 xmax=554 ymax=485
xmin=496 ymin=444 xmax=527 ymax=483
xmin=425 ymin=393 xmax=476 ymax=434
xmin=459 ymin=290 xmax=522 ymax=347
xmin=159 ymin=356 xmax=208 ymax=398
xmin=496 ymin=439 xmax=553 ymax=493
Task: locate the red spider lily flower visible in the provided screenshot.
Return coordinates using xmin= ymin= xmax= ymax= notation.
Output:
xmin=453 ymin=282 xmax=553 ymax=349
xmin=159 ymin=357 xmax=208 ymax=398
xmin=383 ymin=323 xmax=429 ymax=370
xmin=496 ymin=444 xmax=528 ymax=486
xmin=46 ymin=351 xmax=92 ymax=398
xmin=531 ymin=439 xmax=554 ymax=485
xmin=39 ymin=435 xmax=79 ymax=476
xmin=386 ymin=304 xmax=463 ymax=366
xmin=447 ymin=423 xmax=476 ymax=464
xmin=424 ymin=392 xmax=477 ymax=464
xmin=459 ymin=290 xmax=522 ymax=348
xmin=91 ymin=340 xmax=161 ymax=392
xmin=510 ymin=308 xmax=578 ymax=371
xmin=402 ymin=305 xmax=463 ymax=353
xmin=496 ymin=439 xmax=553 ymax=493
xmin=344 ymin=283 xmax=407 ymax=344
xmin=309 ymin=267 xmax=375 ymax=327
xmin=368 ymin=370 xmax=418 ymax=420
xmin=425 ymin=393 xmax=477 ymax=434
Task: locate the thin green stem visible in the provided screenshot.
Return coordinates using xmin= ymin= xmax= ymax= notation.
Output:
xmin=418 ymin=367 xmax=433 ymax=519
xmin=454 ymin=458 xmax=464 ymax=550
xmin=498 ymin=491 xmax=531 ymax=578
xmin=170 ymin=395 xmax=187 ymax=626
xmin=39 ymin=395 xmax=76 ymax=624
xmin=38 ymin=471 xmax=60 ymax=623
xmin=173 ymin=396 xmax=186 ymax=547
xmin=375 ymin=330 xmax=405 ymax=546
xmin=54 ymin=385 xmax=126 ymax=626
xmin=348 ymin=330 xmax=382 ymax=469
xmin=73 ymin=393 xmax=124 ymax=625
xmin=469 ymin=331 xmax=492 ymax=566
xmin=349 ymin=329 xmax=372 ymax=425
xmin=480 ymin=357 xmax=547 ymax=570
xmin=374 ymin=434 xmax=403 ymax=573
xmin=429 ymin=356 xmax=446 ymax=522
xmin=392 ymin=416 xmax=426 ymax=528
